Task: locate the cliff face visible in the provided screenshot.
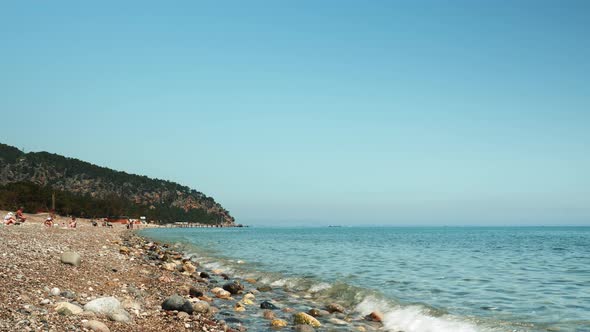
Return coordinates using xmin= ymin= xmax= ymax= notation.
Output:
xmin=0 ymin=143 xmax=234 ymax=224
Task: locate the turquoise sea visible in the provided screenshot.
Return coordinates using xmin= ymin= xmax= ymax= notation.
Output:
xmin=140 ymin=227 xmax=590 ymax=332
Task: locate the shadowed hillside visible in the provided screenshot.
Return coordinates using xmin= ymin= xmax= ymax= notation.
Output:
xmin=0 ymin=143 xmax=234 ymax=224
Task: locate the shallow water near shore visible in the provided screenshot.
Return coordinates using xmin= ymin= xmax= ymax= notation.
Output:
xmin=140 ymin=226 xmax=590 ymax=332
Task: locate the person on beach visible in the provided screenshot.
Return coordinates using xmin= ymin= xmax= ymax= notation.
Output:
xmin=69 ymin=217 xmax=77 ymax=228
xmin=3 ymin=212 xmax=16 ymax=225
xmin=44 ymin=216 xmax=53 ymax=227
xmin=15 ymin=207 xmax=27 ymax=223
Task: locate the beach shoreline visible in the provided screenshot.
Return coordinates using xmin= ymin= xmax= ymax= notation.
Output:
xmin=0 ymin=211 xmax=226 ymax=332
xmin=1 ymin=211 xmax=380 ymax=332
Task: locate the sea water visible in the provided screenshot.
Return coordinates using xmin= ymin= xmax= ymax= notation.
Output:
xmin=140 ymin=227 xmax=590 ymax=332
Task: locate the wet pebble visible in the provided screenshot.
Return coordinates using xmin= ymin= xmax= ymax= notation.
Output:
xmin=262 ymin=310 xmax=276 ymax=320
xmin=260 ymin=301 xmax=278 ymax=310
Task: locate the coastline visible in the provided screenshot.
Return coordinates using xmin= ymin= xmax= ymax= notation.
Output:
xmin=1 ymin=211 xmax=382 ymax=332
xmin=0 ymin=211 xmax=225 ymax=332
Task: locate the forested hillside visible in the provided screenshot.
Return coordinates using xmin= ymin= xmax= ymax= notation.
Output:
xmin=0 ymin=143 xmax=234 ymax=224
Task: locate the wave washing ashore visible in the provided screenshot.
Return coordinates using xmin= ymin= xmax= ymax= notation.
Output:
xmin=140 ymin=226 xmax=590 ymax=332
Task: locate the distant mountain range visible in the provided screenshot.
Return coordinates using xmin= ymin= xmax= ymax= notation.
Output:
xmin=0 ymin=143 xmax=235 ymax=225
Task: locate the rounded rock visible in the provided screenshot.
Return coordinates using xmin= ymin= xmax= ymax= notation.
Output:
xmin=293 ymin=312 xmax=321 ymax=327
xmin=271 ymin=319 xmax=288 ymax=328
xmin=189 ymin=286 xmax=204 ymax=298
xmin=216 ymin=290 xmax=231 ymax=299
xmin=192 ymin=301 xmax=210 ymax=314
xmin=293 ymin=325 xmax=316 ymax=332
xmin=162 ymin=294 xmax=194 ymax=314
xmin=182 ymin=262 xmax=197 ymax=274
xmin=83 ymin=320 xmax=110 ymax=332
xmin=326 ymin=303 xmax=345 ymax=313
xmin=328 ymin=317 xmax=349 ymax=326
xmin=365 ymin=311 xmax=383 ymax=322
xmin=234 ymin=302 xmax=245 ymax=312
xmin=60 ymin=251 xmax=81 ymax=267
xmin=260 ymin=301 xmax=278 ymax=310
xmin=257 ymin=285 xmax=272 ymax=292
xmin=308 ymin=308 xmax=321 ymax=317
xmin=60 ymin=290 xmax=75 ymax=299
xmin=223 ymin=281 xmax=244 ymax=295
xmin=84 ymin=297 xmax=122 ymax=315
xmin=162 ymin=262 xmax=177 ymax=271
xmin=262 ymin=310 xmax=276 ymax=320
xmin=55 ymin=302 xmax=83 ymax=316
xmin=108 ymin=310 xmax=132 ymax=323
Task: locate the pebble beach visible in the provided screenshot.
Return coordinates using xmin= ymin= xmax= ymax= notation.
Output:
xmin=0 ymin=212 xmax=383 ymax=332
xmin=0 ymin=211 xmax=227 ymax=332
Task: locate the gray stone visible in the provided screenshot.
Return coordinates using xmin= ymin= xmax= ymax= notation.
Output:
xmin=84 ymin=297 xmax=122 ymax=314
xmin=60 ymin=291 xmax=75 ymax=299
xmin=50 ymin=287 xmax=60 ymax=296
xmin=60 ymin=251 xmax=81 ymax=267
xmin=161 ymin=294 xmax=193 ymax=314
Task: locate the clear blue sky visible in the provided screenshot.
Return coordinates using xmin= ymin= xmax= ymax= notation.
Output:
xmin=1 ymin=1 xmax=589 ymax=225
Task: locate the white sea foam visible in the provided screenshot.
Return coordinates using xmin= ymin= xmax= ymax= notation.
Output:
xmin=270 ymin=278 xmax=301 ymax=289
xmin=270 ymin=278 xmax=288 ymax=287
xmin=309 ymin=282 xmax=332 ymax=293
xmin=258 ymin=276 xmax=272 ymax=284
xmin=356 ymin=297 xmax=480 ymax=332
xmin=202 ymin=261 xmax=224 ymax=270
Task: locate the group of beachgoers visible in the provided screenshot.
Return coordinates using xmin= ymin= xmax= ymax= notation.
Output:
xmin=42 ymin=215 xmax=77 ymax=228
xmin=2 ymin=209 xmax=145 ymax=230
xmin=2 ymin=207 xmax=27 ymax=225
xmin=3 ymin=208 xmax=82 ymax=229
